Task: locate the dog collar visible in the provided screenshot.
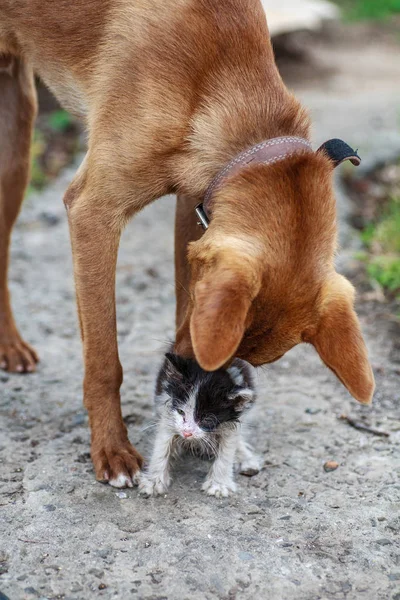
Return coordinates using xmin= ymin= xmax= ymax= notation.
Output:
xmin=195 ymin=137 xmax=361 ymax=230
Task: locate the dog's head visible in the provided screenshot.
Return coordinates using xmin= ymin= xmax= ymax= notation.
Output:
xmin=176 ymin=151 xmax=375 ymax=405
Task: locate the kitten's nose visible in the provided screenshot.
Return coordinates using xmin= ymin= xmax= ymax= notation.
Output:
xmin=183 ymin=431 xmax=193 ymax=438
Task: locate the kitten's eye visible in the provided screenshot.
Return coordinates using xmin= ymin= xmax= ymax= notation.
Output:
xmin=201 ymin=425 xmax=214 ymax=432
xmin=176 ymin=408 xmax=185 ymax=417
xmin=200 ymin=420 xmax=216 ymax=432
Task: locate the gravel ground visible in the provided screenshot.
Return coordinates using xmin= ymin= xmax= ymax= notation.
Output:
xmin=1 ymin=24 xmax=400 ymax=600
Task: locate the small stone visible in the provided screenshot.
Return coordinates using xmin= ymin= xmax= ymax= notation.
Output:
xmin=144 ymin=542 xmax=151 ymax=548
xmin=376 ymin=538 xmax=393 ymax=546
xmin=89 ymin=568 xmax=104 ymax=579
xmin=24 ymin=588 xmax=38 ymax=595
xmin=44 ymin=504 xmax=56 ymax=512
xmin=76 ymin=452 xmax=91 ymax=463
xmin=323 ymin=461 xmax=339 ymax=472
xmin=238 ymin=551 xmax=254 ymax=561
xmin=246 ymin=505 xmax=262 ymax=515
xmin=116 ymin=492 xmax=127 ymax=499
xmin=98 ymin=583 xmax=107 ymax=590
xmin=149 ymin=573 xmax=162 ymax=584
xmin=240 ymin=467 xmax=260 ymax=477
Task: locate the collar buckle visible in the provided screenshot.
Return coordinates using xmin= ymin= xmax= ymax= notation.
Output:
xmin=195 ymin=204 xmax=209 ymax=230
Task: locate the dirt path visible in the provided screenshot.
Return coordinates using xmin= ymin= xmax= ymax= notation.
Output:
xmin=1 ymin=24 xmax=400 ymax=600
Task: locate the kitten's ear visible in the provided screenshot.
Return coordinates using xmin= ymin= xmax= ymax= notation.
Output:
xmin=229 ymin=387 xmax=255 ymax=412
xmin=227 ymin=364 xmax=245 ymax=387
xmin=227 ymin=360 xmax=255 ymax=411
xmin=164 ymin=353 xmax=184 ymax=382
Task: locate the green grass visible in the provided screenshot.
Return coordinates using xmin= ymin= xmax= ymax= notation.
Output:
xmin=335 ymin=0 xmax=400 ymax=20
xmin=27 ymin=109 xmax=79 ymax=195
xmin=360 ymin=197 xmax=400 ymax=298
xmin=367 ymin=256 xmax=400 ymax=292
xmin=29 ymin=129 xmax=48 ymax=191
xmin=47 ymin=109 xmax=74 ymax=133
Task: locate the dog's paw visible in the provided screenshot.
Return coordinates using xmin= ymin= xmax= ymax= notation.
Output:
xmin=0 ymin=332 xmax=38 ymax=373
xmin=92 ymin=439 xmax=143 ymax=488
xmin=239 ymin=454 xmax=262 ymax=477
xmin=202 ymin=478 xmax=236 ymax=498
xmin=138 ymin=473 xmax=170 ymax=497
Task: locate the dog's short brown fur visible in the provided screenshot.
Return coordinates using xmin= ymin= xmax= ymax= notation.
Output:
xmin=0 ymin=0 xmax=374 ymax=486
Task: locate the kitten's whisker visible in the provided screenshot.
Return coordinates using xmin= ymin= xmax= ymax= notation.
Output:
xmin=140 ymin=421 xmax=159 ymax=432
xmin=203 ymin=436 xmax=218 ymax=456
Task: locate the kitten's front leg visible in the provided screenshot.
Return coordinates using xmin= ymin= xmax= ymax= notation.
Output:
xmin=139 ymin=422 xmax=174 ymax=497
xmin=202 ymin=429 xmax=238 ymax=498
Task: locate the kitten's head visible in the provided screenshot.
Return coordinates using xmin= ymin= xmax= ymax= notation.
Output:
xmin=156 ymin=353 xmax=255 ymax=440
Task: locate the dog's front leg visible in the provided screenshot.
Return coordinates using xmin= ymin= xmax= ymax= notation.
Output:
xmin=64 ymin=166 xmax=143 ymax=488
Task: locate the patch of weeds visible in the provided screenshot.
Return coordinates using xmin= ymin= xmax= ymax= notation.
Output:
xmin=29 ymin=129 xmax=48 ymax=191
xmin=334 ymin=0 xmax=400 ymax=20
xmin=345 ymin=161 xmax=400 ymax=305
xmin=363 ymin=197 xmax=400 ymax=296
xmin=363 ymin=200 xmax=400 ymax=300
xmin=47 ymin=109 xmax=75 ymax=133
xmin=367 ymin=255 xmax=400 ymax=293
xmin=27 ymin=109 xmax=82 ymax=195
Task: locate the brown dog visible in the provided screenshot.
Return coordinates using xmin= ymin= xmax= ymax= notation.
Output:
xmin=0 ymin=0 xmax=374 ymax=487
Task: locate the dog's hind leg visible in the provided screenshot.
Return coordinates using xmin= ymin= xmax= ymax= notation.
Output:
xmin=0 ymin=55 xmax=38 ymax=373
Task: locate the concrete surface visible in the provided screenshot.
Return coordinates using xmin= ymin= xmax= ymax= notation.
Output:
xmin=1 ymin=22 xmax=400 ymax=600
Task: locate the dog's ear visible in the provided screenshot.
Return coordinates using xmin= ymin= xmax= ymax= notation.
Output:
xmin=190 ymin=272 xmax=253 ymax=371
xmin=308 ymin=275 xmax=375 ymax=404
xmin=317 ymin=139 xmax=361 ymax=168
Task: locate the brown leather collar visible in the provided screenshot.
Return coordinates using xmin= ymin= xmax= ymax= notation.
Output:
xmin=195 ymin=136 xmax=361 ymax=229
xmin=201 ymin=136 xmax=312 ymax=221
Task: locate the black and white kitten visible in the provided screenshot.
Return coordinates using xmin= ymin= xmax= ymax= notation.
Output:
xmin=139 ymin=353 xmax=261 ymax=498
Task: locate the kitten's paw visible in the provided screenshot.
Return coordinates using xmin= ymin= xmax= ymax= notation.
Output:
xmin=202 ymin=478 xmax=236 ymax=498
xmin=239 ymin=454 xmax=262 ymax=477
xmin=138 ymin=473 xmax=170 ymax=497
